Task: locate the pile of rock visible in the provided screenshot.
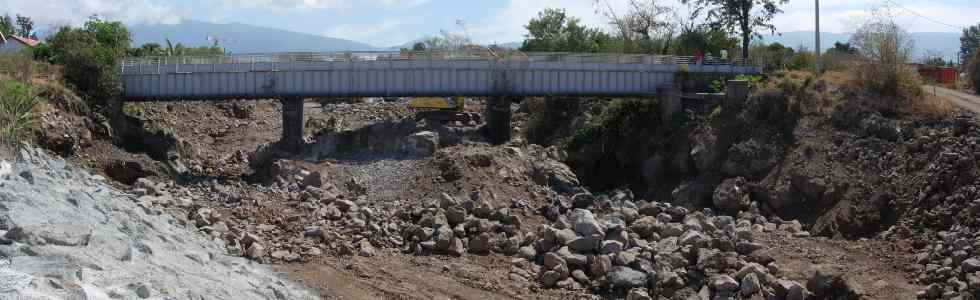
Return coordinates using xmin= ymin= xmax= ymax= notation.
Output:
xmin=0 ymin=148 xmax=315 ymax=299
xmin=135 ymin=159 xmax=408 ymax=264
xmin=523 ymin=193 xmax=815 ymax=299
xmin=913 ymin=224 xmax=980 ymax=299
xmin=399 ymin=192 xmax=527 ymax=257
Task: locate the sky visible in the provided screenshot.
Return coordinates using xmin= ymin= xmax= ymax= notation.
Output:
xmin=1 ymin=0 xmax=977 ymax=47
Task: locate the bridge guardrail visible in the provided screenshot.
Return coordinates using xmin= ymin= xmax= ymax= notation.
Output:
xmin=121 ymin=51 xmax=762 ymax=75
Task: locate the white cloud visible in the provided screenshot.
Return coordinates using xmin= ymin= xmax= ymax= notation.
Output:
xmin=773 ymin=0 xmax=979 ymax=33
xmin=0 ymin=0 xmax=182 ymax=27
xmin=215 ymin=0 xmax=430 ymax=10
xmin=324 ymin=20 xmax=407 ymax=46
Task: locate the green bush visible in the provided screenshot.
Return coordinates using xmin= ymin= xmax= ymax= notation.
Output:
xmin=524 ymin=98 xmax=585 ymax=146
xmin=565 ymin=99 xmax=660 ymax=150
xmin=0 ymin=81 xmax=37 ymax=147
xmin=46 ymin=17 xmax=130 ymax=110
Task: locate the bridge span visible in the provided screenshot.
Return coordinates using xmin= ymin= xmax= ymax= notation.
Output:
xmin=119 ymin=51 xmax=761 ymax=150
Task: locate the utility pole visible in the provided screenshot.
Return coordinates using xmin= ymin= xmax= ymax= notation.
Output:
xmin=814 ymin=0 xmax=822 ymax=75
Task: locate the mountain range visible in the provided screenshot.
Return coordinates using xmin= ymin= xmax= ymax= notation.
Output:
xmin=128 ymin=20 xmax=384 ymax=53
xmin=127 ymin=21 xmax=962 ymax=61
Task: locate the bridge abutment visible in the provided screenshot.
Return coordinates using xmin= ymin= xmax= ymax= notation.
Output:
xmin=280 ymin=97 xmax=304 ymax=153
xmin=485 ymin=96 xmax=512 ymax=144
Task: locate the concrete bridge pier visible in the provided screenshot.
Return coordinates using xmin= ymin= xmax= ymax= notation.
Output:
xmin=485 ymin=96 xmax=512 ymax=144
xmin=280 ymin=97 xmax=305 ymax=153
xmin=659 ymin=84 xmax=682 ymax=126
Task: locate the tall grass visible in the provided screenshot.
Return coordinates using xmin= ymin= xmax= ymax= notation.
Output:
xmin=0 ymin=81 xmax=37 ymax=148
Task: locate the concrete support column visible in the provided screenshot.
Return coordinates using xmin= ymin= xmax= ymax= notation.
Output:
xmin=725 ymin=80 xmax=749 ymax=109
xmin=659 ymin=84 xmax=682 ymax=126
xmin=280 ymin=97 xmax=304 ymax=153
xmin=485 ymin=96 xmax=512 ymax=144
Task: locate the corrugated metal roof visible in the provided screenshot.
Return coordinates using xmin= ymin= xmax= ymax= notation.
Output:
xmin=8 ymin=35 xmax=38 ymax=47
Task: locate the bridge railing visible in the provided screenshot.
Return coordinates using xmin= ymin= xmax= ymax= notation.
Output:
xmin=120 ymin=51 xmax=763 ymax=74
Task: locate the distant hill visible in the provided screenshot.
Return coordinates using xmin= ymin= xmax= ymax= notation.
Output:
xmin=760 ymin=31 xmax=961 ymax=62
xmin=129 ymin=20 xmax=382 ymax=54
xmin=385 ymin=40 xmax=523 ymax=51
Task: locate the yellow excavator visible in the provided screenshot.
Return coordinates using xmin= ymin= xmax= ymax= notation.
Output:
xmin=408 ymin=97 xmax=481 ymax=124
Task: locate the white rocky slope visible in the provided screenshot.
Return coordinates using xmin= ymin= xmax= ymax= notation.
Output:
xmin=0 ymin=149 xmax=315 ymax=299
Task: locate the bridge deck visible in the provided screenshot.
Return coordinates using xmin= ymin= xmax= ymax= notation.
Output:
xmin=120 ymin=51 xmax=761 ymax=100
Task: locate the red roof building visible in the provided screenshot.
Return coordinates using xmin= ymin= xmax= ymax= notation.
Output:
xmin=0 ymin=32 xmax=39 ymax=53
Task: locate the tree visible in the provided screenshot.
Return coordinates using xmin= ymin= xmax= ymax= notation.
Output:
xmin=960 ymin=24 xmax=979 ymax=65
xmin=682 ymin=0 xmax=788 ymax=61
xmin=412 ymin=42 xmax=426 ymax=51
xmin=141 ymin=43 xmax=163 ymax=56
xmin=594 ymin=0 xmax=677 ymax=54
xmin=0 ymin=14 xmax=13 ymax=36
xmin=830 ymin=42 xmax=856 ymax=54
xmin=849 ymin=6 xmax=918 ymax=98
xmin=421 ymin=30 xmax=472 ymax=51
xmin=821 ymin=42 xmax=857 ymax=71
xmin=748 ymin=42 xmax=794 ymax=71
xmin=969 ymin=51 xmax=980 ymax=95
xmin=127 ymin=43 xmax=164 ymax=57
xmin=674 ymin=25 xmax=738 ymax=56
xmin=521 ymin=8 xmax=610 ymax=53
xmin=521 ymin=8 xmax=568 ymax=51
xmin=15 ymin=14 xmax=35 ymax=39
xmin=922 ymin=50 xmax=948 ymax=67
xmin=46 ymin=16 xmax=131 ymax=108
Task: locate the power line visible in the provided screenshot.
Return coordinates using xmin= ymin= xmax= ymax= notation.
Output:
xmin=882 ymin=0 xmax=967 ymax=30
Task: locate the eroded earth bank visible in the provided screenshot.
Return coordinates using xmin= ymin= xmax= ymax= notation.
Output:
xmin=4 ymin=72 xmax=980 ymax=299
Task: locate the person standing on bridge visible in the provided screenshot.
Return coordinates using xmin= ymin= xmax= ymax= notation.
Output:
xmin=694 ymin=50 xmax=704 ymax=65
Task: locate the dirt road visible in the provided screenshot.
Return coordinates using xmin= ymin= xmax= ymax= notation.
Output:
xmin=926 ymin=85 xmax=980 ymax=114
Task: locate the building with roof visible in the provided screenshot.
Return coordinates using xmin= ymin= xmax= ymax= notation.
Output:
xmin=0 ymin=32 xmax=39 ymax=53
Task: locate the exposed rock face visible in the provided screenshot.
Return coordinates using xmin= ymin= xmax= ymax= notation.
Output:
xmin=0 ymin=149 xmax=314 ymax=299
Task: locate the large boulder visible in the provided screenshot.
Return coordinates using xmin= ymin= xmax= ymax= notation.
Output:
xmin=531 ymin=160 xmax=581 ymax=194
xmin=806 ymin=266 xmax=859 ymax=300
xmin=404 ymin=131 xmax=440 ymax=156
xmin=607 ymin=266 xmax=648 ymax=290
xmin=568 ymin=209 xmax=605 ymax=237
xmin=671 ymin=182 xmax=716 ymax=207
xmin=713 ymin=177 xmax=750 ymax=215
